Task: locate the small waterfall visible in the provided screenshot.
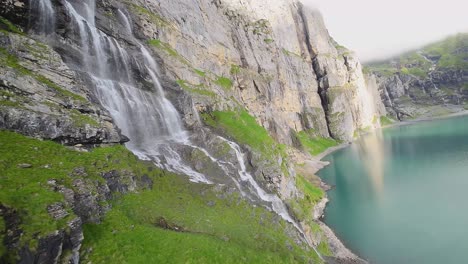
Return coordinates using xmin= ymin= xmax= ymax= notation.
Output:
xmin=117 ymin=9 xmax=133 ymax=34
xmin=218 ymin=136 xmax=322 ymax=259
xmin=29 ymin=0 xmax=55 ymax=34
xmin=217 ymin=137 xmax=296 ymax=224
xmin=419 ymin=52 xmax=439 ymax=90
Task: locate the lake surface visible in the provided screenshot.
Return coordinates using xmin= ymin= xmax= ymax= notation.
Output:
xmin=318 ymin=115 xmax=468 ymax=264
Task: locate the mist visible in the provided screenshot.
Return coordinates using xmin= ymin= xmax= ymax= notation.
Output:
xmin=301 ymin=0 xmax=468 ymax=62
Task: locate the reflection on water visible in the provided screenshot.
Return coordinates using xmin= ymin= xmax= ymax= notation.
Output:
xmin=354 ymin=130 xmax=386 ymax=198
xmin=318 ymin=115 xmax=468 ymax=264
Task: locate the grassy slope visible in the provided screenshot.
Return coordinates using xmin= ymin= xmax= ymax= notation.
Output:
xmin=201 ymin=110 xmax=288 ymax=168
xmin=296 ymin=130 xmax=338 ymax=156
xmin=366 ymin=33 xmax=468 ymax=76
xmin=0 ymin=130 xmax=320 ymax=263
xmin=82 ymin=176 xmax=320 ymax=263
xmin=0 ymin=131 xmax=149 ymax=250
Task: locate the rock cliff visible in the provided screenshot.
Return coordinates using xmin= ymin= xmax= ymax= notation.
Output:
xmin=366 ymin=33 xmax=468 ymax=120
xmin=0 ymin=0 xmax=383 ymax=263
xmin=138 ymin=0 xmax=385 ymax=142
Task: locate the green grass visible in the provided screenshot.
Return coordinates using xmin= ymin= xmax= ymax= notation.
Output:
xmin=423 ymin=33 xmax=468 ymax=69
xmin=379 ymin=116 xmax=394 ymax=126
xmin=82 ymin=175 xmax=321 ymax=263
xmin=176 ymin=79 xmax=217 ymax=98
xmin=194 ymin=69 xmax=206 ymax=77
xmin=296 ymin=176 xmax=324 ymax=204
xmin=289 ymin=175 xmax=324 ymax=223
xmin=201 ymin=110 xmax=286 ymax=161
xmin=0 ymin=131 xmax=321 ymax=263
xmin=0 ymin=16 xmax=23 ymax=35
xmin=148 ymin=39 xmax=179 ymax=57
xmin=0 ymin=130 xmax=147 ymax=251
xmin=70 ymin=109 xmax=100 ymax=127
xmin=214 ymin=76 xmax=233 ymax=90
xmin=317 ymin=241 xmax=332 ymax=256
xmin=264 ymin=38 xmax=274 ymax=44
xmin=0 ymin=47 xmax=86 ymax=102
xmin=296 ymin=130 xmax=338 ymax=156
xmin=367 ymin=33 xmax=468 ymax=76
xmin=125 ymin=2 xmax=168 ymax=27
xmin=230 ymin=64 xmax=241 ymax=75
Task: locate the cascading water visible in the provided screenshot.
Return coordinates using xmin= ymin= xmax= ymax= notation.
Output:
xmin=34 ymin=0 xmax=321 ymax=257
xmin=217 ymin=137 xmax=322 ymax=259
xmin=419 ymin=52 xmax=439 ymax=90
xmin=29 ymin=0 xmax=55 ymax=34
xmin=117 ymin=9 xmax=133 ymax=34
xmin=63 ymin=0 xmax=209 ymax=183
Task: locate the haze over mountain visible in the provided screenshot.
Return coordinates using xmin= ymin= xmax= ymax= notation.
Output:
xmin=303 ymin=0 xmax=468 ymax=62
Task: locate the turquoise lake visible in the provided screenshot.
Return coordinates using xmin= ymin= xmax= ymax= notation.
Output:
xmin=318 ymin=114 xmax=468 ymax=264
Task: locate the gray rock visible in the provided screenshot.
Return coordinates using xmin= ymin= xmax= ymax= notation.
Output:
xmin=17 ymin=163 xmax=32 ymax=168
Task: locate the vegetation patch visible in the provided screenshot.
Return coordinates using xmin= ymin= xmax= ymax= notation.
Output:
xmin=176 ymin=79 xmax=216 ymax=98
xmin=148 ymin=39 xmax=179 ymax=58
xmin=317 ymin=241 xmax=332 ymax=256
xmin=230 ymin=64 xmax=241 ymax=75
xmin=125 ymin=2 xmax=169 ymax=28
xmin=201 ymin=110 xmax=287 ymax=163
xmin=287 ymin=174 xmax=331 ymax=257
xmin=214 ymin=76 xmax=233 ymax=90
xmin=0 ymin=16 xmax=23 ymax=35
xmin=296 ymin=129 xmax=338 ymax=156
xmin=288 ymin=175 xmax=324 ymax=222
xmin=0 ymin=130 xmax=141 ymax=253
xmin=367 ymin=33 xmax=468 ymax=76
xmin=82 ymin=174 xmax=320 ymax=263
xmin=424 ymin=33 xmax=468 ymax=69
xmin=379 ymin=116 xmax=394 ymax=127
xmin=0 ymin=131 xmax=321 ymax=263
xmin=282 ymin=48 xmax=303 ymax=59
xmin=194 ymin=69 xmax=206 ymax=77
xmin=70 ymin=109 xmax=100 ymax=127
xmin=250 ymin=19 xmax=271 ymax=35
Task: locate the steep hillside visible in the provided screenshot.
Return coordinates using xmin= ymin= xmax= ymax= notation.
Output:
xmin=366 ymin=33 xmax=468 ymax=120
xmin=0 ymin=0 xmax=381 ymax=263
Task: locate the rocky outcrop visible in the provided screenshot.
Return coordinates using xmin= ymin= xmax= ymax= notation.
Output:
xmin=0 ymin=163 xmax=154 ymax=264
xmin=0 ymin=32 xmax=127 ymax=145
xmin=366 ymin=33 xmax=468 ymax=120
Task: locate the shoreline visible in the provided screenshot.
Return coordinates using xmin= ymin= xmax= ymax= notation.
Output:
xmin=313 ymin=110 xmax=468 ymax=263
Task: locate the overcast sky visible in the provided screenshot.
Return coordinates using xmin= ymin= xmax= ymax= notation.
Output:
xmin=301 ymin=0 xmax=468 ymax=62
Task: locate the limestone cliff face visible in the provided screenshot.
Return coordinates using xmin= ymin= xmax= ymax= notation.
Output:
xmin=135 ymin=0 xmax=385 ymax=142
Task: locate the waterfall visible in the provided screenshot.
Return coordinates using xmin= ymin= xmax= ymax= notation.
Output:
xmin=419 ymin=52 xmax=439 ymax=90
xmin=62 ymin=0 xmax=209 ymax=183
xmin=39 ymin=1 xmax=321 ymax=257
xmin=117 ymin=9 xmax=133 ymax=34
xmin=29 ymin=0 xmax=55 ymax=34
